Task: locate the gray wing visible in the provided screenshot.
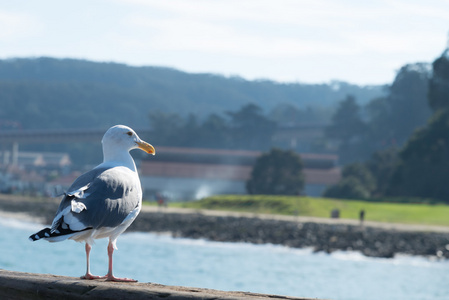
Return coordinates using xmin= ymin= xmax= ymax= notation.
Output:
xmin=50 ymin=166 xmax=141 ymax=232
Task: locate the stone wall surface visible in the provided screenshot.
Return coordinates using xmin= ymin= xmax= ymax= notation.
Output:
xmin=0 ymin=270 xmax=317 ymax=300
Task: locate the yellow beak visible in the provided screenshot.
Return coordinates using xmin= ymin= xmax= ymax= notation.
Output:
xmin=136 ymin=141 xmax=156 ymax=155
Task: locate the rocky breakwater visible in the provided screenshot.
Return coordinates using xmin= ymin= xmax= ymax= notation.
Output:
xmin=131 ymin=208 xmax=449 ymax=259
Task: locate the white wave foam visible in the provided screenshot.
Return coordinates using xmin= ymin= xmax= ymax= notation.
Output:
xmin=329 ymin=250 xmax=370 ymax=262
xmin=392 ymin=254 xmax=449 ymax=268
xmin=327 ymin=249 xmax=449 ymax=269
xmin=0 ymin=212 xmax=44 ymax=231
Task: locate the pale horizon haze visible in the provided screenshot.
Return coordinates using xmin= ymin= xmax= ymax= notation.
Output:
xmin=1 ymin=0 xmax=448 ymax=85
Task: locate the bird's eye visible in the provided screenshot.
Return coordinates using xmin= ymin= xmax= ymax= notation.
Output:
xmin=127 ymin=132 xmax=133 ymax=136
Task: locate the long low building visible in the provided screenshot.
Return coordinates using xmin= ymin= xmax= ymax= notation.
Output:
xmin=139 ymin=146 xmax=340 ymax=200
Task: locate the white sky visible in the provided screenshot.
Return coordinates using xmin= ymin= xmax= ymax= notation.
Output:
xmin=0 ymin=0 xmax=448 ymax=85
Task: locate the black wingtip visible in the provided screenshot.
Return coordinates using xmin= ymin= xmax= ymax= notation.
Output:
xmin=29 ymin=228 xmax=51 ymax=241
xmin=29 ymin=226 xmax=93 ymax=242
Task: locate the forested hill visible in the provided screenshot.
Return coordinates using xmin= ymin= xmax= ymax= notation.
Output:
xmin=0 ymin=57 xmax=385 ymax=130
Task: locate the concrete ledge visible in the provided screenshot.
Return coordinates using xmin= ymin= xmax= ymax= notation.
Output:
xmin=0 ymin=270 xmax=319 ymax=300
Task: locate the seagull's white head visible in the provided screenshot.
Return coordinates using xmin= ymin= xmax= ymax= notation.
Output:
xmin=101 ymin=125 xmax=155 ymax=165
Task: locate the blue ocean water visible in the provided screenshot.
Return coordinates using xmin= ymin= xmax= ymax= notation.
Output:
xmin=1 ymin=215 xmax=449 ymax=300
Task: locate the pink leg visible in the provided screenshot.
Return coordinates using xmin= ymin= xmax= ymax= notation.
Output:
xmin=105 ymin=240 xmax=137 ymax=282
xmin=80 ymin=243 xmax=106 ymax=280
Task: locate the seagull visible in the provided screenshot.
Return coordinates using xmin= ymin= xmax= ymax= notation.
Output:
xmin=29 ymin=125 xmax=155 ymax=282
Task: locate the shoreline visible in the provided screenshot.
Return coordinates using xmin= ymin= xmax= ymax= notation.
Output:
xmin=0 ymin=210 xmax=45 ymax=224
xmin=140 ymin=205 xmax=449 ymax=233
xmin=1 ymin=194 xmax=449 ymax=259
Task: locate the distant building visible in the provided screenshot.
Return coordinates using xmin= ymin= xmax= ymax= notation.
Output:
xmin=140 ymin=146 xmax=340 ymax=201
xmin=0 ymin=151 xmax=72 ymax=195
xmin=0 ymin=166 xmax=46 ymax=195
xmin=0 ymin=151 xmax=71 ymax=169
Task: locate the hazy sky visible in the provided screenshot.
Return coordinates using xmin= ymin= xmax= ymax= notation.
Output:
xmin=1 ymin=0 xmax=448 ymax=85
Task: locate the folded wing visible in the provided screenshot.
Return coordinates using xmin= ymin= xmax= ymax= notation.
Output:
xmin=50 ymin=166 xmax=141 ymax=235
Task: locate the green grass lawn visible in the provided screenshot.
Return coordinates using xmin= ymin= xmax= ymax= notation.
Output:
xmin=173 ymin=195 xmax=449 ymax=227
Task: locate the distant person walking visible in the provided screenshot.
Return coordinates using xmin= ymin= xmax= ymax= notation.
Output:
xmin=359 ymin=209 xmax=365 ymax=225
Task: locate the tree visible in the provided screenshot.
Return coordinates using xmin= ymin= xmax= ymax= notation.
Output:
xmin=388 ymin=64 xmax=431 ymax=142
xmin=385 ymin=51 xmax=449 ymax=201
xmin=148 ymin=111 xmax=184 ymax=146
xmin=428 ymin=50 xmax=449 ymax=111
xmin=326 ymin=95 xmax=366 ymax=142
xmin=246 ymin=148 xmax=305 ymax=195
xmin=366 ymin=63 xmax=431 ymax=149
xmin=341 ymin=163 xmax=376 ymax=193
xmin=227 ymin=103 xmax=277 ymax=150
xmin=148 ymin=104 xmax=279 ymax=150
xmin=365 ymin=96 xmax=393 ymax=147
xmin=269 ymin=103 xmax=333 ymax=126
xmin=326 ymin=95 xmax=368 ymax=163
xmin=198 ymin=113 xmax=231 ymax=148
xmin=365 ymin=148 xmax=399 ymax=196
xmin=323 ymin=163 xmax=375 ymax=199
xmin=323 ymin=177 xmax=371 ymax=200
xmin=323 ymin=147 xmax=401 ymax=200
xmin=177 ymin=113 xmax=201 ymax=147
xmin=388 ymin=109 xmax=449 ymax=201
